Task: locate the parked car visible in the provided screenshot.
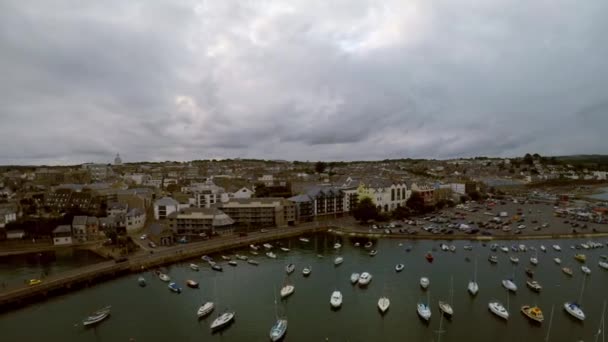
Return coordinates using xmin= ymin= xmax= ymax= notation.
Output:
xmin=140 ymin=234 xmax=147 ymax=240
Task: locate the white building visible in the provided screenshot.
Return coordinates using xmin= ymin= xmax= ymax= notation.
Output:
xmin=231 ymin=187 xmax=254 ymax=199
xmin=184 ymin=179 xmax=230 ymax=208
xmin=125 ymin=208 xmax=146 ymax=232
xmin=340 ymin=177 xmax=411 ymax=212
xmin=52 ymin=225 xmax=73 ymax=245
xmin=0 ymin=208 xmax=17 ymax=228
xmin=593 ymin=171 xmax=607 ymax=180
xmin=154 ymin=197 xmax=184 ymax=220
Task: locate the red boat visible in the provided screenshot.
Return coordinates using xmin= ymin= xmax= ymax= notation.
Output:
xmin=425 ymin=252 xmax=434 ymax=263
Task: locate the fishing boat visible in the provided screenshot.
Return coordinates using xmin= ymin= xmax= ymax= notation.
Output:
xmin=298 ymin=237 xmax=309 ymax=243
xmin=502 ymin=279 xmax=517 ymax=292
xmin=510 ymin=256 xmax=520 ymax=264
xmin=82 ymin=306 xmax=111 ymax=326
xmin=190 ymin=263 xmax=200 ymax=271
xmin=526 ymin=280 xmax=542 ymax=292
xmin=554 ymin=257 xmax=562 ymax=265
xmin=228 ymin=260 xmax=238 ymax=266
xmin=521 ymin=305 xmax=544 ymax=323
xmin=334 ymin=242 xmax=342 ymax=249
xmin=197 ymin=302 xmax=215 ymax=318
xmin=330 ymin=291 xmax=342 ymax=309
xmin=266 ymin=252 xmax=277 ymax=259
xmin=269 ymin=319 xmax=288 ymax=342
xmin=575 ymin=254 xmax=587 ymax=262
xmin=221 ymin=255 xmax=231 ymax=261
xmin=425 ymin=252 xmax=434 ymax=263
xmin=581 ymin=265 xmax=591 ymax=275
xmin=334 ymin=256 xmax=344 ymax=265
xmin=158 ymin=273 xmax=170 ymax=282
xmin=395 ymin=264 xmax=405 ymax=272
xmin=280 ymin=247 xmax=290 ymax=252
xmin=137 ymin=276 xmax=146 ymax=287
xmin=564 ymin=302 xmax=585 ymax=321
xmin=369 ymin=250 xmax=378 ymax=257
xmin=186 ymin=280 xmax=199 ymax=288
xmin=540 ymin=245 xmax=546 ymax=252
xmin=168 ymin=282 xmax=182 ymax=293
xmin=553 ymin=245 xmax=561 ymax=251
xmin=358 ymin=272 xmax=372 ymax=287
xmin=280 ymin=284 xmax=295 ymax=299
xmin=599 ymin=261 xmax=608 ymax=270
xmin=263 ymin=243 xmax=273 ymax=249
xmin=417 ymin=302 xmax=431 ymax=322
xmin=285 ymin=263 xmax=295 ymax=274
xmin=562 ymin=267 xmax=573 ymax=276
xmin=302 ymin=266 xmax=311 ymax=276
xmin=350 ymin=273 xmax=360 ymax=284
xmin=530 ymin=257 xmax=538 ymax=266
xmin=420 ymin=277 xmax=430 ymax=290
xmin=247 ymin=259 xmax=259 ymax=265
xmin=378 ymin=297 xmax=390 ymax=314
xmin=210 ymin=312 xmax=235 ymax=331
xmin=250 ymin=244 xmax=259 ymax=250
xmin=488 ymin=301 xmax=509 ymax=320
xmin=364 ymin=241 xmax=373 ymax=249
xmin=488 ymin=255 xmax=498 ymax=264
xmin=525 ymin=268 xmax=534 ymax=278
xmin=236 ymin=254 xmax=248 ymax=261
xmin=212 ymin=264 xmax=223 ymax=272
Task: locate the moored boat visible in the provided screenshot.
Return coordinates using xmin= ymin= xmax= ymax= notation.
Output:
xmin=553 ymin=244 xmax=561 ymax=251
xmin=510 ymin=256 xmax=519 ymax=264
xmin=334 ymin=242 xmax=342 ymax=249
xmin=521 ymin=305 xmax=544 ymax=323
xmin=395 ymin=264 xmax=405 ymax=272
xmin=562 ymin=267 xmax=573 ymax=276
xmin=378 ymin=297 xmax=390 ymax=314
xmin=358 ymin=272 xmax=372 ymax=287
xmin=350 ymin=273 xmax=360 ymax=284
xmin=564 ymin=302 xmax=585 ymax=321
xmin=269 ymin=319 xmax=288 ymax=342
xmin=247 ymin=259 xmax=259 ymax=265
xmin=280 ymin=247 xmax=290 ymax=252
xmin=530 ymin=257 xmax=538 ymax=266
xmin=330 ymin=291 xmax=342 ymax=309
xmin=299 ymin=237 xmax=309 ymax=243
xmin=334 ymin=256 xmax=344 ymax=265
xmin=425 ymin=252 xmax=434 ymax=263
xmin=581 ymin=265 xmax=591 ymax=275
xmin=210 ymin=312 xmax=235 ymax=331
xmin=82 ymin=306 xmax=111 ymax=326
xmin=280 ymin=285 xmax=295 ymax=299
xmin=599 ymin=261 xmax=608 ymax=270
xmin=236 ymin=254 xmax=248 ymax=261
xmin=420 ymin=277 xmax=430 ymax=290
xmin=364 ymin=241 xmax=373 ymax=249
xmin=266 ymin=252 xmax=277 ymax=259
xmin=285 ymin=263 xmax=295 ymax=274
xmin=525 ymin=268 xmax=534 ymax=278
xmin=502 ymin=279 xmax=517 ymax=292
xmin=168 ymin=282 xmax=182 ymax=293
xmin=438 ymin=301 xmax=454 ymax=317
xmin=190 ymin=263 xmax=200 ymax=271
xmin=540 ymin=245 xmax=546 ymax=252
xmin=488 ymin=255 xmax=498 ymax=264
xmin=158 ymin=273 xmax=170 ymax=282
xmin=137 ymin=276 xmax=146 ymax=287
xmin=197 ymin=302 xmax=215 ymax=318
xmin=263 ymin=243 xmax=273 ymax=249
xmin=369 ymin=250 xmax=378 ymax=257
xmin=488 ymin=301 xmax=508 ymax=320
xmin=250 ymin=244 xmax=259 ymax=250
xmin=221 ymin=255 xmax=231 ymax=261
xmin=212 ymin=264 xmax=223 ymax=272
xmin=526 ymin=280 xmax=542 ymax=292
xmin=417 ymin=303 xmax=431 ymax=321
xmin=228 ymin=260 xmax=238 ymax=266
xmin=554 ymin=257 xmax=562 ymax=265
xmin=468 ymin=281 xmax=479 ymax=296
xmin=186 ymin=280 xmax=199 ymax=288
xmin=302 ymin=266 xmax=311 ymax=276
xmin=574 ymin=254 xmax=586 ymax=262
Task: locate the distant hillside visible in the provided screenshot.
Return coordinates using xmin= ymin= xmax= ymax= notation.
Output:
xmin=554 ymin=155 xmax=608 ymax=170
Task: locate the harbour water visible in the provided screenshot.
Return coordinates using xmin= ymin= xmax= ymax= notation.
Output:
xmin=1 ymin=234 xmax=607 ymax=341
xmin=589 ymin=187 xmax=608 ymax=201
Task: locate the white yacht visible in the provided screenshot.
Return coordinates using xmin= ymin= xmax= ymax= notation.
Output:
xmin=190 ymin=263 xmax=199 ymax=271
xmin=378 ymin=297 xmax=390 ymax=314
xmin=334 ymin=256 xmax=344 ymax=265
xmin=553 ymin=244 xmax=562 ymax=251
xmin=269 ymin=319 xmax=288 ymax=342
xmin=581 ymin=265 xmax=591 ymax=275
xmin=334 ymin=242 xmax=342 ymax=249
xmin=197 ymin=302 xmax=215 ymax=318
xmin=285 ymin=263 xmax=295 ymax=274
xmin=420 ymin=277 xmax=430 ymax=290
xmin=158 ymin=273 xmax=170 ymax=282
xmin=299 ymin=237 xmax=309 ymax=243
xmin=510 ymin=256 xmax=520 ymax=264
xmin=358 ymin=272 xmax=372 ymax=286
xmin=350 ymin=273 xmax=360 ymax=284
xmin=280 ymin=247 xmax=290 ymax=252
xmin=250 ymin=244 xmax=259 ymax=250
xmin=468 ymin=281 xmax=479 ymax=296
xmin=302 ymin=266 xmax=311 ymax=276
xmin=417 ymin=303 xmax=431 ymax=321
xmin=263 ymin=243 xmax=273 ymax=249
xmin=330 ymin=291 xmax=343 ymax=308
xmin=266 ymin=252 xmax=277 ymax=259
xmin=502 ymin=279 xmax=517 ymax=292
xmin=438 ymin=301 xmax=454 ymax=317
xmin=280 ymin=285 xmax=295 ymax=299
xmin=395 ymin=264 xmax=405 ymax=272
xmin=564 ymin=302 xmax=586 ymax=321
xmin=554 ymin=257 xmax=562 ymax=264
xmin=530 ymin=257 xmax=538 ymax=266
xmin=599 ymin=261 xmax=608 ymax=270
xmin=489 ymin=301 xmax=509 ymax=320
xmin=540 ymin=245 xmax=546 ymax=252
xmin=500 ymin=246 xmax=509 ymax=253
xmin=210 ymin=312 xmax=235 ymax=331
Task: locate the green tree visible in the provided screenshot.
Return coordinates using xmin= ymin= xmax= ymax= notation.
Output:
xmin=392 ymin=206 xmax=412 ymax=220
xmin=314 ymin=161 xmax=327 ymax=174
xmin=523 ymin=153 xmax=534 ymax=165
xmin=406 ymin=192 xmax=426 ymax=214
xmin=352 ymin=197 xmax=379 ymax=223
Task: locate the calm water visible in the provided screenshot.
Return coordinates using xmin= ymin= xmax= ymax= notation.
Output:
xmin=1 ymin=235 xmax=607 ymax=341
xmin=589 ymin=187 xmax=608 ymax=201
xmin=0 ymin=249 xmax=105 ymax=287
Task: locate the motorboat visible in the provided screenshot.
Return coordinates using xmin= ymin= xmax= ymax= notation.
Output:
xmin=378 ymin=297 xmax=390 ymax=314
xmin=280 ymin=247 xmax=290 ymax=252
xmin=330 ymin=291 xmax=343 ymax=308
xmin=581 ymin=265 xmax=591 ymax=275
xmin=468 ymin=281 xmax=479 ymax=296
xmin=263 ymin=243 xmax=273 ymax=249
xmin=521 ymin=305 xmax=544 ymax=323
xmin=553 ymin=245 xmax=561 ymax=251
xmin=236 ymin=254 xmax=248 ymax=261
xmin=354 ymin=242 xmax=360 ymax=247
xmin=334 ymin=256 xmax=344 ymax=265
xmin=364 ymin=241 xmax=373 ymax=249
xmin=440 ymin=243 xmax=449 ymax=251
xmin=350 ymin=273 xmax=360 ymax=284
xmin=464 ymin=245 xmax=473 ymax=251
xmin=82 ymin=306 xmax=111 ymax=326
xmin=510 ymin=256 xmax=519 ymax=264
xmin=197 ymin=302 xmax=214 ymax=318
xmin=269 ymin=319 xmax=288 ymax=342
xmin=438 ymin=301 xmax=454 ymax=317
xmin=574 ymin=254 xmax=586 ymax=262
xmin=358 ymin=272 xmax=372 ymax=286
xmin=488 ymin=301 xmax=508 ymax=320
xmin=137 ymin=276 xmax=146 ymax=287
xmin=250 ymin=244 xmax=259 ymax=250
xmin=502 ymin=279 xmax=517 ymax=292
xmin=511 ymin=245 xmax=518 ymax=252
xmin=210 ymin=312 xmax=235 ymax=331
xmin=250 ymin=251 xmax=259 ymax=256
xmin=519 ymin=244 xmax=527 ymax=252
xmin=599 ymin=261 xmax=608 ymax=270
xmin=425 ymin=253 xmax=434 ymax=263
xmin=299 ymin=237 xmax=309 ymax=243
xmin=221 ymin=255 xmax=231 ymax=261
xmin=186 ymin=280 xmax=199 ymax=288
xmin=280 ymin=284 xmax=295 ymax=299
xmin=500 ymin=246 xmax=509 ymax=253
xmin=449 ymin=245 xmax=456 ymax=252
xmin=228 ymin=260 xmax=238 ymax=266
xmin=525 ymin=268 xmax=534 ymax=278
xmin=285 ymin=263 xmax=295 ymax=274
xmin=490 ymin=244 xmax=498 ymax=251
xmin=417 ymin=303 xmax=431 ymax=321
xmin=540 ymin=245 xmax=546 ymax=252
xmin=526 ymin=280 xmax=542 ymax=292
xmin=420 ymin=277 xmax=430 ymax=290
xmin=562 ymin=267 xmax=573 ymax=276
xmin=247 ymin=259 xmax=259 ymax=265
xmin=266 ymin=252 xmax=277 ymax=259
xmin=369 ymin=250 xmax=378 ymax=257
xmin=158 ymin=273 xmax=170 ymax=282
xmin=302 ymin=266 xmax=311 ymax=276
xmin=395 ymin=264 xmax=405 ymax=272
xmin=488 ymin=255 xmax=498 ymax=264
xmin=564 ymin=302 xmax=585 ymax=321
xmin=334 ymin=242 xmax=342 ymax=249
xmin=168 ymin=282 xmax=182 ymax=293
xmin=190 ymin=263 xmax=200 ymax=271
xmin=554 ymin=258 xmax=562 ymax=265
xmin=212 ymin=264 xmax=223 ymax=272
xmin=201 ymin=255 xmax=213 ymax=263
xmin=530 ymin=257 xmax=538 ymax=266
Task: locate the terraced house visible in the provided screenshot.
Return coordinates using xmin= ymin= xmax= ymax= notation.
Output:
xmin=289 ymin=186 xmax=345 ymax=222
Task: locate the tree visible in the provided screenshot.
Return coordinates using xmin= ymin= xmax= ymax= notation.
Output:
xmin=314 ymin=161 xmax=327 ymax=174
xmin=523 ymin=153 xmax=534 ymax=165
xmin=352 ymin=197 xmax=379 ymax=223
xmin=406 ymin=192 xmax=426 ymax=214
xmin=392 ymin=206 xmax=412 ymax=220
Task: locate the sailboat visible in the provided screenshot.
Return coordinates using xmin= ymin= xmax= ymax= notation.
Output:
xmin=330 ymin=290 xmax=342 ymax=309
xmin=417 ymin=291 xmax=432 ymax=322
xmin=82 ymin=306 xmax=111 ymax=326
xmin=210 ymin=312 xmax=235 ymax=331
xmin=564 ymin=272 xmax=587 ymax=321
xmin=489 ymin=287 xmax=510 ymax=320
xmin=280 ymin=283 xmax=295 ymax=299
xmin=197 ymin=302 xmax=215 ymax=318
xmin=468 ymin=257 xmax=479 ymax=296
xmin=378 ymin=297 xmax=390 ymax=314
xmin=269 ymin=288 xmax=288 ymax=342
xmin=439 ymin=276 xmax=454 ymax=318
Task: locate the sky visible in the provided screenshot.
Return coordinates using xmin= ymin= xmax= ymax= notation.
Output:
xmin=0 ymin=0 xmax=607 ymax=165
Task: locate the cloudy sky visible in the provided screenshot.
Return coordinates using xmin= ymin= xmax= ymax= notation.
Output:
xmin=1 ymin=0 xmax=606 ymax=165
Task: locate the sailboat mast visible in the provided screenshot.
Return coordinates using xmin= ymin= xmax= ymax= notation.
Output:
xmin=449 ymin=276 xmax=454 ymax=306
xmin=544 ymin=305 xmax=555 ymax=342
xmin=595 ymin=300 xmax=606 ymax=342
xmin=578 ymin=274 xmax=587 ymax=305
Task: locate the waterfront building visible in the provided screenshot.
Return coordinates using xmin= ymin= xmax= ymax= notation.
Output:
xmin=154 ymin=197 xmax=186 ymax=220
xmin=52 ymin=225 xmax=73 ymax=245
xmin=339 ymin=178 xmax=410 ymax=213
xmin=167 ymin=207 xmax=234 ymax=239
xmin=125 ymin=208 xmax=146 ymax=232
xmin=219 ymin=198 xmax=295 ymax=228
xmin=289 ymin=186 xmax=345 ymax=222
